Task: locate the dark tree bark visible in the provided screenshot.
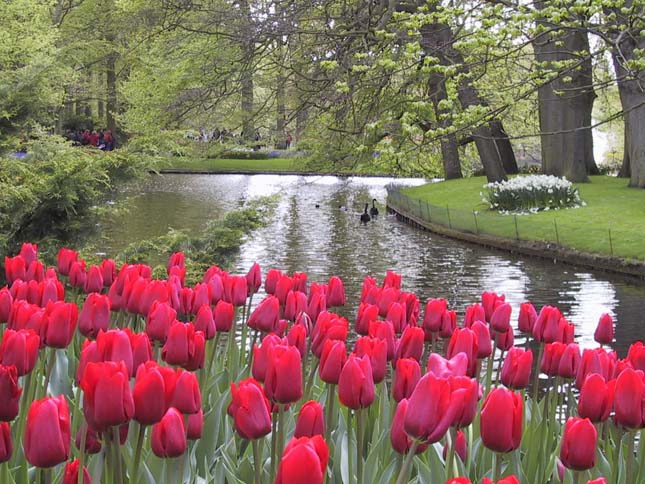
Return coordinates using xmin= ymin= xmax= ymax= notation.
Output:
xmin=608 ymin=0 xmax=645 ymax=187
xmin=428 ymin=73 xmax=462 ymax=179
xmin=239 ymin=0 xmax=255 ymax=142
xmin=533 ymin=7 xmax=597 ymax=182
xmin=106 ymin=53 xmax=118 ymax=136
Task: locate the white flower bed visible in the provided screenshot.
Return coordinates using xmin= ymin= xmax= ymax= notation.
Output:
xmin=482 ymin=175 xmax=584 ymax=213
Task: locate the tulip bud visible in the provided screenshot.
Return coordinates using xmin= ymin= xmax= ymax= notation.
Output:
xmin=560 ymin=417 xmax=597 ymax=470
xmin=24 ymin=395 xmax=70 ymax=467
xmin=275 ymin=436 xmax=329 ymax=484
xmin=0 ymin=364 xmax=22 ymax=421
xmin=294 ymin=401 xmax=324 ymax=438
xmin=338 ymin=354 xmax=375 ymax=410
xmin=594 ymin=313 xmax=614 ymax=345
xmin=480 ymin=387 xmax=522 ymax=453
xmin=151 ymin=408 xmax=187 ymax=458
xmin=63 ymin=459 xmax=91 ymax=484
xmin=0 ymin=422 xmax=11 ymax=463
xmin=228 ymin=378 xmax=272 ymax=440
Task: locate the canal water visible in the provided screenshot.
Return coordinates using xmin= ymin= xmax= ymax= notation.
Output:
xmin=97 ymin=173 xmax=645 ymax=357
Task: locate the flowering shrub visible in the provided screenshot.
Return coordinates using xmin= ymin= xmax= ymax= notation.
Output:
xmin=482 ymin=175 xmax=583 ymax=212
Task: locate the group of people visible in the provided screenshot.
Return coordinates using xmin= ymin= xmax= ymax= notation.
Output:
xmin=65 ymin=129 xmax=115 ymax=151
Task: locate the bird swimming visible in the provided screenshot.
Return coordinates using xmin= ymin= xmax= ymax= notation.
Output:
xmin=360 ymin=204 xmax=371 ymax=223
xmin=370 ymin=198 xmax=379 ymax=217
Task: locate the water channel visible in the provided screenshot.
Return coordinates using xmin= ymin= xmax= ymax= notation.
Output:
xmin=97 ymin=173 xmax=645 ymax=357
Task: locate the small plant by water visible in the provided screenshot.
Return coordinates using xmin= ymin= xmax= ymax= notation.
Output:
xmin=482 ymin=175 xmax=583 ymax=213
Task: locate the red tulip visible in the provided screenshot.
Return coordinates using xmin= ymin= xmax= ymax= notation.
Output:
xmin=391 ymin=399 xmax=428 ymax=455
xmin=100 ymin=259 xmax=116 ymax=287
xmin=480 ymin=387 xmax=522 ymax=452
xmin=586 ymin=479 xmax=607 ymax=484
xmin=287 ymin=322 xmax=308 ymax=358
xmin=427 ymin=352 xmax=469 ymax=379
xmin=0 ymin=365 xmax=21 ymax=421
xmin=447 ymin=328 xmax=479 ymax=377
xmin=393 ymin=357 xmax=421 ymax=402
xmin=177 ymin=287 xmax=194 ymax=315
xmin=386 ymin=301 xmax=407 ymax=333
xmin=4 ymin=255 xmax=26 ymax=284
xmin=338 ymin=354 xmax=375 ymax=409
xmin=127 ymin=329 xmax=152 ymax=374
xmin=57 ymin=248 xmax=78 ymax=276
xmin=382 ymin=270 xmax=401 ymax=289
xmin=226 ymin=275 xmax=248 ymax=306
xmin=75 ymin=424 xmax=101 ymax=454
xmin=162 ymin=322 xmax=206 ymax=371
xmin=532 ymin=305 xmax=561 ymax=343
xmin=84 ymin=265 xmax=104 ymax=293
xmin=517 ymin=302 xmax=537 ymax=333
xmin=311 ymin=312 xmax=347 ymax=358
xmin=368 ymin=320 xmax=396 ymax=360
xmin=43 ymin=301 xmax=77 ymax=348
xmin=356 ymin=303 xmax=378 ymax=335
xmin=292 ymin=271 xmax=308 ymax=293
xmin=557 ymin=317 xmax=575 ymax=344
xmin=449 ymin=376 xmax=479 ymax=428
xmin=560 ymin=417 xmax=597 ymax=470
xmin=96 ymin=329 xmax=133 ymax=375
xmin=394 ymin=325 xmax=424 ymax=364
xmin=439 ymin=310 xmax=457 ymax=338
xmin=81 ymin=361 xmax=134 ymax=431
xmin=20 ymin=243 xmax=38 ymax=265
xmin=265 ymin=269 xmax=282 ymax=294
xmin=327 ymin=276 xmax=345 ymax=307
xmin=463 ymin=303 xmax=486 ymax=328
xmin=79 ymin=293 xmax=111 ymax=338
xmin=0 ymin=288 xmax=12 ymax=323
xmin=501 ymin=347 xmax=533 ymax=390
xmin=422 ymin=298 xmax=447 ymax=334
xmin=63 ymin=459 xmax=91 ymax=484
xmin=489 ymin=303 xmax=512 ymax=333
xmin=0 ymin=328 xmax=40 ymax=376
xmin=275 ymin=435 xmax=329 ymax=484
xmin=444 ymin=479 xmax=472 ymax=484
xmin=151 ymin=407 xmax=186 ymax=458
xmin=471 ymin=320 xmax=492 ymax=359
xmin=24 ymin=395 xmax=70 ymax=467
xmin=0 ymin=422 xmax=11 ymax=463
xmin=576 ymin=347 xmax=617 ymax=389
xmin=276 ymin=276 xmax=295 ymax=306
xmin=482 ymin=477 xmax=520 ymax=484
xmin=248 ymin=295 xmax=280 ymax=333
xmin=593 ymin=313 xmax=613 ymax=345
xmin=168 ymin=369 xmax=201 ymax=414
xmin=627 ymin=341 xmax=645 ymax=372
xmin=284 ymin=291 xmax=308 ymax=322
xmin=494 ymin=327 xmax=514 ymax=351
xmin=294 ymin=400 xmax=325 ymax=438
xmin=213 ymin=300 xmax=234 ymax=332
xmin=228 ymin=378 xmax=272 ymax=439
xmin=541 ymin=342 xmax=566 ymax=377
xmin=578 ymin=373 xmax=613 ymax=423
xmin=307 ymin=291 xmax=327 ymax=322
xmin=481 ymin=291 xmax=505 ymax=321
xmin=167 ymin=252 xmax=185 ymax=272
xmin=265 ymin=344 xmax=303 ymax=404
xmin=133 ymin=361 xmax=168 ymax=425
xmin=319 ymin=339 xmax=347 ymax=385
xmin=354 ymin=336 xmax=387 ymax=383
xmin=557 ymin=343 xmax=580 ymax=379
xmin=442 ymin=429 xmax=467 ymax=463
xmin=187 ymin=409 xmax=203 ymax=440
xmin=69 ymin=260 xmax=87 ymax=289
xmin=614 ymin=367 xmax=645 ymax=428
xmin=252 ymin=334 xmax=285 ymax=382
xmin=404 ymin=372 xmax=461 ymax=443
xmin=377 ymin=286 xmax=399 ymax=318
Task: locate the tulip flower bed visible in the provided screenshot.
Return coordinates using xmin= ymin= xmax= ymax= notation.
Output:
xmin=1 ymin=242 xmax=643 ymax=484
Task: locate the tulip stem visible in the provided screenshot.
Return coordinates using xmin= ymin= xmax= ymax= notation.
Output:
xmin=638 ymin=428 xmax=645 ymax=482
xmin=131 ymin=422 xmax=146 ymax=484
xmin=278 ymin=404 xmax=286 ymax=463
xmin=532 ymin=344 xmax=544 ymax=404
xmin=78 ymin=425 xmax=87 ymax=484
xmin=325 ymin=384 xmax=335 ymax=444
xmin=252 ymin=438 xmax=262 ymax=484
xmin=395 ymin=440 xmax=419 ymax=484
xmin=626 ymin=430 xmax=635 ymax=484
xmin=112 ymin=426 xmax=124 ymax=484
xmin=493 ymin=452 xmax=502 ymax=481
xmin=239 ymin=304 xmax=248 ymax=369
xmin=304 ymin=360 xmax=320 ymax=399
xmin=42 ymin=348 xmax=57 ymax=398
xmin=445 ymin=428 xmax=457 ymax=480
xmin=357 ymin=408 xmax=365 ymax=484
xmin=208 ymin=333 xmax=221 ymax=378
xmin=347 ymin=409 xmax=353 ymax=484
xmin=270 ymin=412 xmax=278 ymax=481
xmin=574 ymin=471 xmax=584 ymax=484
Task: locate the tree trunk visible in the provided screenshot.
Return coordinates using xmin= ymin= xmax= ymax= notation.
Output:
xmin=428 ymin=73 xmax=462 ymax=179
xmin=275 ymin=75 xmax=286 ymax=148
xmin=419 ymin=9 xmax=510 ymax=182
xmin=533 ymin=7 xmax=596 ymax=182
xmin=608 ymin=0 xmax=645 ymax=186
xmin=239 ymin=0 xmax=255 ymax=142
xmin=106 ymin=53 xmax=118 ymax=136
xmin=490 ymin=120 xmax=519 ymax=175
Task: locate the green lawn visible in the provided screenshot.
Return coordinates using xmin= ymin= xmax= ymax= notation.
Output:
xmin=400 ymin=176 xmax=645 ymax=261
xmin=158 ymin=157 xmax=305 ymax=173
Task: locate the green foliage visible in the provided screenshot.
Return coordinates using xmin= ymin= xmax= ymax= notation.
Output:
xmin=116 ymin=196 xmax=277 ymax=281
xmin=0 ymin=134 xmax=152 ymax=256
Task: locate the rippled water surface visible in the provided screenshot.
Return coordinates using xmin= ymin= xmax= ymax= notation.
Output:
xmin=99 ymin=174 xmax=645 ymax=356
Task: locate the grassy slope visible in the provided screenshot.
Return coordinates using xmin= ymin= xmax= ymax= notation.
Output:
xmin=158 ymin=157 xmax=303 ymax=172
xmin=402 ymin=176 xmax=645 ymax=261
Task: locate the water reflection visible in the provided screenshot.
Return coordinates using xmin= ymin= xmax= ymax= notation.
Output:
xmin=99 ymin=174 xmax=645 ymax=357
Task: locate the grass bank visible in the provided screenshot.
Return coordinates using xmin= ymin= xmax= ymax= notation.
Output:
xmin=400 ymin=176 xmax=645 ymax=261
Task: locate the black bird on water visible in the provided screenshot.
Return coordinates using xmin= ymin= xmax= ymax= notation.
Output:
xmin=360 ymin=204 xmax=371 ymax=223
xmin=370 ymin=198 xmax=379 ymax=217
